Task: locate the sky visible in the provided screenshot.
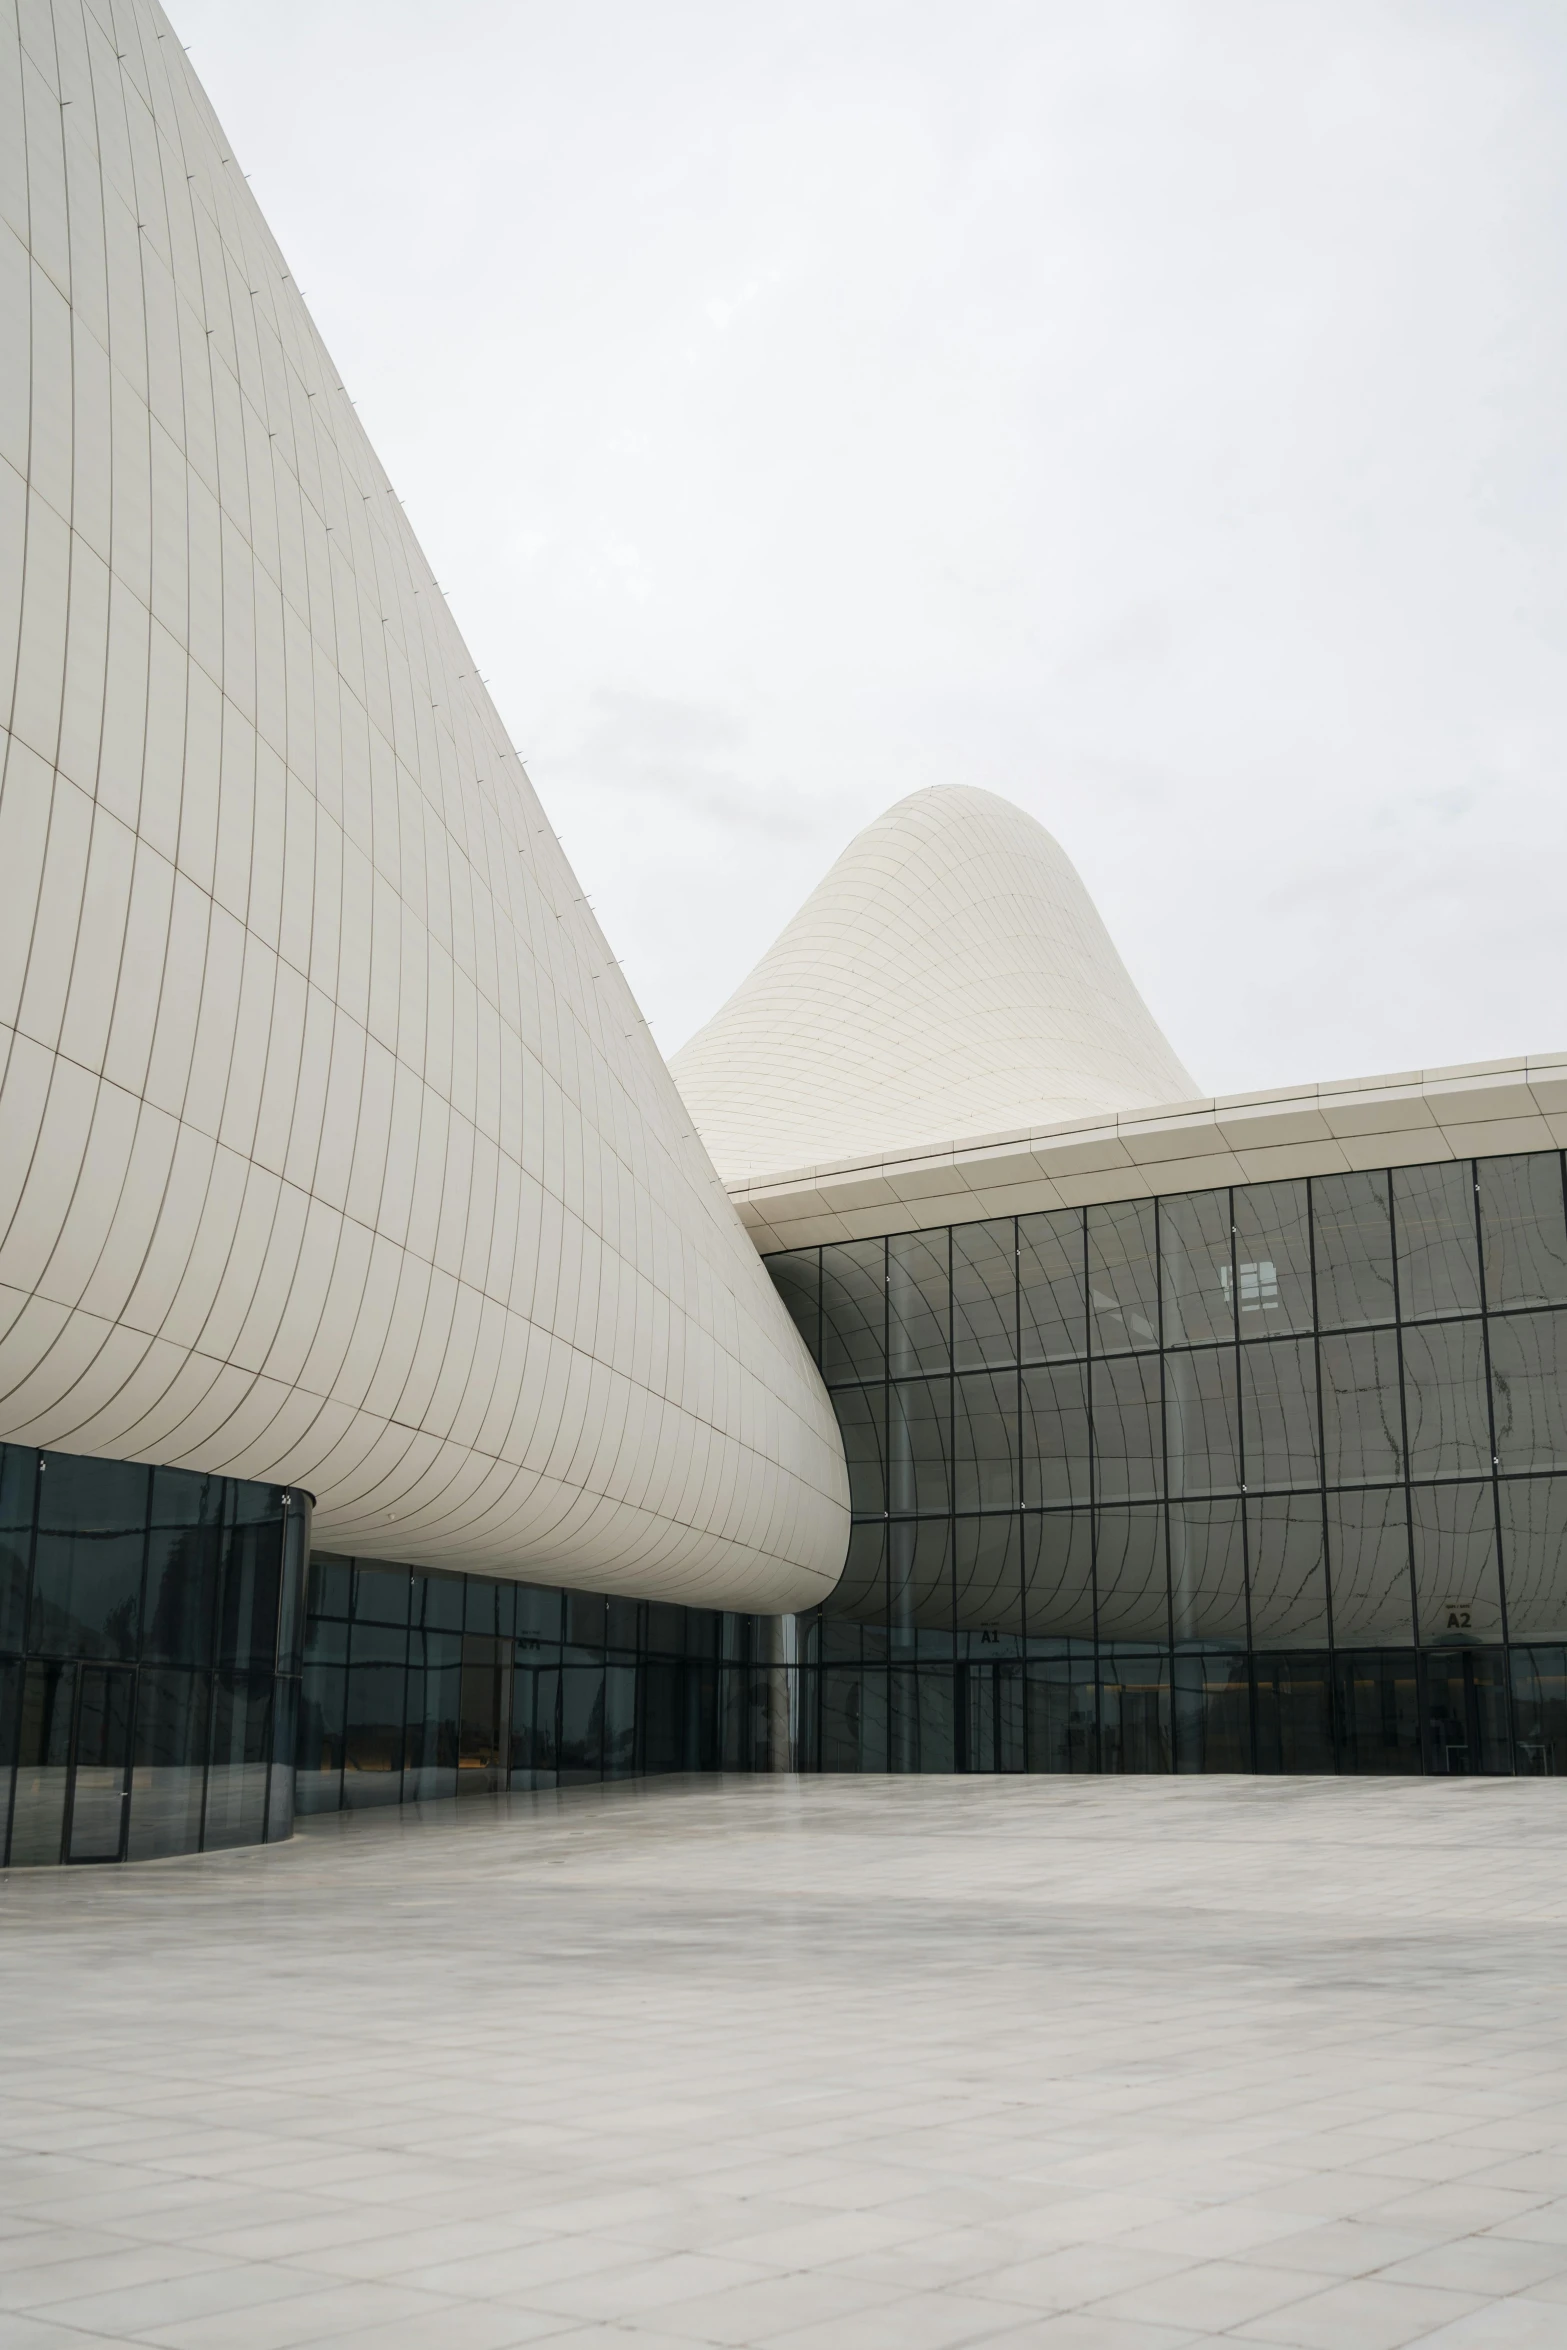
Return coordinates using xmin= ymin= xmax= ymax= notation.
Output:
xmin=173 ymin=0 xmax=1567 ymax=1097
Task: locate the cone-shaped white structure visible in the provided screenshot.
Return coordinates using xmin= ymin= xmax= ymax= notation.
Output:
xmin=0 ymin=0 xmax=846 ymax=1607
xmin=672 ymin=787 xmax=1198 ymax=1183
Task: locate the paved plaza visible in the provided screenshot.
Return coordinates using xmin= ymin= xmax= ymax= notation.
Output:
xmin=3 ymin=1778 xmax=1567 ymax=2348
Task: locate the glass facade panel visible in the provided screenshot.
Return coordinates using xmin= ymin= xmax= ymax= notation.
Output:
xmin=1246 ymin=1496 xmax=1329 ymax=1648
xmin=954 ymin=1372 xmax=1019 ymax=1511
xmin=1161 ymin=1189 xmax=1234 ymax=1346
xmin=1490 ymin=1310 xmax=1567 ymax=1473
xmin=1326 ymin=1489 xmax=1412 ymax=1645
xmin=1320 ymin=1329 xmax=1403 ymax=1485
xmin=952 ymin=1221 xmax=1017 ymax=1368
xmin=1240 ymin=1337 xmax=1320 ymax=1491
xmin=889 ymin=1231 xmax=949 ymax=1374
xmin=1091 ymin=1356 xmax=1163 ymax=1502
xmin=1232 ymin=1180 xmax=1314 ymax=1334
xmin=1021 ymin=1362 xmax=1091 ymax=1507
xmin=1087 ymin=1199 xmax=1159 ymax=1352
xmin=889 ymin=1380 xmax=951 ymax=1515
xmin=1314 ymin=1170 xmax=1395 ymax=1329
xmin=820 ymin=1241 xmax=885 ymax=1383
xmin=1094 ymin=1508 xmax=1167 ymax=1642
xmin=0 ymin=1447 xmax=32 ymax=1654
xmin=1164 ymin=1347 xmax=1240 ymax=1498
xmin=1100 ymin=1646 xmax=1171 ymax=1772
xmin=1023 ymin=1514 xmax=1094 ymax=1640
xmin=1496 ymin=1478 xmax=1567 ymax=1642
xmin=1334 ymin=1650 xmax=1422 ymax=1773
xmin=0 ymin=1445 xmax=297 ymax=1863
xmin=128 ymin=1667 xmax=208 ymax=1859
xmin=30 ymin=1456 xmax=147 ymax=1660
xmin=1401 ymin=1321 xmax=1491 ymax=1481
xmin=954 ymin=1516 xmax=1021 ymax=1632
xmin=1410 ymin=1481 xmax=1502 ymax=1646
xmin=1253 ymin=1652 xmax=1334 ymax=1772
xmin=1480 ymin=1155 xmax=1567 ymax=1310
xmin=1174 ymin=1651 xmax=1250 ymax=1772
xmin=1019 ymin=1209 xmax=1086 ymax=1362
xmin=1394 ymin=1160 xmax=1481 ymax=1321
xmin=1169 ymin=1498 xmax=1246 ymax=1645
xmin=835 ymin=1386 xmax=887 ymax=1517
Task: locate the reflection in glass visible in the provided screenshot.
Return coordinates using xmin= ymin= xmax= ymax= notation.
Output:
xmin=1314 ymin=1170 xmax=1395 ymax=1329
xmin=1025 ymin=1649 xmax=1097 ymax=1772
xmin=66 ymin=1666 xmax=133 ymax=1861
xmin=1410 ymin=1482 xmax=1502 ymax=1646
xmin=1094 ymin=1507 xmax=1167 ymax=1642
xmin=1092 ymin=1356 xmax=1163 ymax=1502
xmin=30 ymin=1456 xmax=147 ymax=1660
xmin=1087 ymin=1199 xmax=1159 ymax=1352
xmin=954 ymin=1372 xmax=1018 ymax=1511
xmin=1497 ymin=1478 xmax=1567 ymax=1642
xmin=203 ymin=1671 xmax=271 ymax=1848
xmin=889 ymin=1380 xmax=951 ymax=1516
xmin=952 ymin=1221 xmax=1017 ymax=1368
xmin=889 ymin=1232 xmax=949 ymax=1374
xmin=836 ymin=1386 xmax=887 ymax=1518
xmin=1239 ymin=1337 xmax=1319 ymax=1491
xmin=1401 ymin=1321 xmax=1491 ymax=1480
xmin=820 ymin=1240 xmax=885 ymax=1383
xmin=1233 ymin=1180 xmax=1313 ymax=1333
xmin=128 ymin=1667 xmax=207 ymax=1859
xmin=1394 ymin=1162 xmax=1480 ymax=1321
xmin=954 ymin=1515 xmax=1020 ymax=1631
xmin=1422 ymin=1647 xmax=1510 ymax=1775
xmin=832 ymin=1522 xmax=888 ymax=1622
xmin=1511 ymin=1646 xmax=1567 ymax=1775
xmin=1164 ymin=1347 xmax=1240 ymax=1498
xmin=143 ymin=1470 xmax=222 ymax=1666
xmin=1019 ymin=1209 xmax=1086 ymax=1362
xmin=1169 ymin=1499 xmax=1246 ymax=1644
xmin=0 ymin=1446 xmax=33 ymax=1652
xmin=1023 ymin=1514 xmax=1094 ymax=1640
xmin=1021 ymin=1362 xmax=1090 ymax=1508
xmin=1490 ymin=1310 xmax=1567 ymax=1473
xmin=1481 ymin=1155 xmax=1567 ymax=1310
xmin=888 ymin=1518 xmax=951 ymax=1642
xmin=1320 ymin=1329 xmax=1403 ymax=1485
xmin=1246 ymin=1496 xmax=1329 ymax=1648
xmin=1161 ymin=1189 xmax=1234 ymax=1346
xmin=1326 ymin=1489 xmax=1413 ymax=1645
xmin=9 ymin=1659 xmax=73 ymax=1864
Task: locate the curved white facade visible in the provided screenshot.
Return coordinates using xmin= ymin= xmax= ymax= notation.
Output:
xmin=0 ymin=0 xmax=847 ymax=1608
xmin=672 ymin=786 xmax=1198 ymax=1183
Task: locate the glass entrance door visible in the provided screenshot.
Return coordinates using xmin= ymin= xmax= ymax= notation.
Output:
xmin=65 ymin=1667 xmax=134 ymax=1861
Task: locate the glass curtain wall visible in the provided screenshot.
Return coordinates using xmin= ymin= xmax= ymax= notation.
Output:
xmin=297 ymin=1556 xmax=779 ymax=1813
xmin=0 ymin=1446 xmax=308 ymax=1863
xmin=769 ymin=1152 xmax=1567 ymax=1777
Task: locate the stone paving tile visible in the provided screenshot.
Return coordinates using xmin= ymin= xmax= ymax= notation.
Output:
xmin=1236 ymin=2275 xmax=1486 ymax=2347
xmin=4 ymin=1778 xmax=1567 ymax=2347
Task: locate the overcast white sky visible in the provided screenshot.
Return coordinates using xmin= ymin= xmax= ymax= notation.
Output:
xmin=175 ymin=0 xmax=1567 ymax=1095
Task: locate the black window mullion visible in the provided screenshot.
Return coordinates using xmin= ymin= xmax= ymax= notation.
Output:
xmin=1474 ymin=1158 xmax=1518 ymax=1771
xmin=1387 ymin=1175 xmax=1425 ymax=1764
xmin=1307 ymin=1180 xmax=1339 ymax=1770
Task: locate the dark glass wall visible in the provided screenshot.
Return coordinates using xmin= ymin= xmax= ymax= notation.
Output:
xmin=297 ymin=1555 xmax=781 ymax=1813
xmin=0 ymin=1446 xmax=308 ymax=1863
xmin=770 ymin=1152 xmax=1567 ymax=1776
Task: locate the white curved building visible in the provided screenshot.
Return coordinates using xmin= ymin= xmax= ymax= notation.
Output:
xmin=671 ymin=787 xmax=1198 ymax=1184
xmin=0 ymin=0 xmax=846 ymax=1610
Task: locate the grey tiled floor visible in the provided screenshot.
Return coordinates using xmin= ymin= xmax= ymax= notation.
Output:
xmin=4 ymin=1777 xmax=1567 ymax=2348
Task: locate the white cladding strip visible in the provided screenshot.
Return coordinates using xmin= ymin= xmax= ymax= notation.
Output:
xmin=0 ymin=0 xmax=848 ymax=1607
xmin=730 ymin=1056 xmax=1567 ymax=1253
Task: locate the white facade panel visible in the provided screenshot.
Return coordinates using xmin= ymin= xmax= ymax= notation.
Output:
xmin=0 ymin=0 xmax=848 ymax=1610
xmin=672 ymin=786 xmax=1198 ymax=1184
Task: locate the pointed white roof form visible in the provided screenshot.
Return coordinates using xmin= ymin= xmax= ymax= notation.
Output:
xmin=671 ymin=787 xmax=1199 ymax=1184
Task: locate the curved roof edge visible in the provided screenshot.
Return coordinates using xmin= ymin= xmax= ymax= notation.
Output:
xmin=728 ymin=1054 xmax=1567 ymax=1252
